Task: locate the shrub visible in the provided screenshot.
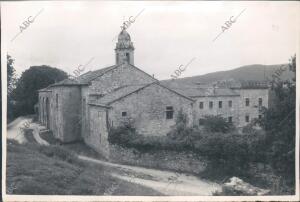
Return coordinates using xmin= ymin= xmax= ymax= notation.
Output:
xmin=167 ymin=109 xmax=190 ymax=140
xmin=108 ymin=120 xmax=138 ymax=146
xmin=193 ymin=130 xmax=266 ymax=177
xmin=199 ymin=115 xmax=235 ymax=133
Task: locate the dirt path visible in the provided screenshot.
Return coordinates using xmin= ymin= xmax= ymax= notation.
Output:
xmin=79 ymin=155 xmax=221 ymax=195
xmin=7 ymin=116 xmax=31 ymax=143
xmin=7 ymin=116 xmax=49 ymax=145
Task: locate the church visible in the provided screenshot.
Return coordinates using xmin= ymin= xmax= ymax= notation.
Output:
xmin=38 ymin=28 xmax=270 ymax=157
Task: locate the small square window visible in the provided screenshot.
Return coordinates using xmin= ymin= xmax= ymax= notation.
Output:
xmin=258 ymin=98 xmax=263 ymax=106
xmin=199 ymin=102 xmax=204 ymax=109
xmin=219 ymin=101 xmax=222 ymax=108
xmin=245 ymin=98 xmax=250 ymax=106
xmin=166 ymin=106 xmax=174 ymax=119
xmin=228 ymin=100 xmax=232 ymax=108
xmin=228 ymin=116 xmax=233 ymax=123
xmin=122 ymin=112 xmax=127 ymax=117
xmin=209 ymin=101 xmax=213 ymax=109
xmin=258 ymin=114 xmax=262 ymax=119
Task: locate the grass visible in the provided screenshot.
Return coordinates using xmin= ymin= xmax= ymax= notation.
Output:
xmin=6 ymin=140 xmax=163 ymax=195
xmin=39 ymin=131 xmax=106 ymax=160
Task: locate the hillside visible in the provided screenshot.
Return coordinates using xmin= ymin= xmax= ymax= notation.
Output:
xmin=161 ymin=64 xmax=293 ymax=88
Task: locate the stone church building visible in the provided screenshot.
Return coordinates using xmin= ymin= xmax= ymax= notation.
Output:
xmin=38 ymin=28 xmax=270 ymax=157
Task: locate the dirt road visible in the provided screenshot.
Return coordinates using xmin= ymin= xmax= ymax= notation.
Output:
xmin=79 ymin=155 xmax=221 ymax=195
xmin=7 ymin=116 xmax=49 ymax=145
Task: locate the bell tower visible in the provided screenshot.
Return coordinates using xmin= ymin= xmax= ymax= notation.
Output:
xmin=115 ymin=23 xmax=134 ymax=65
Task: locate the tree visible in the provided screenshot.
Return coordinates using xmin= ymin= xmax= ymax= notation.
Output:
xmin=200 ymin=115 xmax=234 ymax=133
xmin=7 ymin=55 xmax=17 ymax=96
xmin=7 ymin=55 xmax=18 ymax=121
xmin=258 ymin=54 xmax=296 ymax=190
xmin=11 ymin=65 xmax=68 ymax=117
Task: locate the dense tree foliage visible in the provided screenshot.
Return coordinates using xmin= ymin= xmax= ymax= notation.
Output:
xmin=10 ymin=65 xmax=68 ymax=118
xmin=7 ymin=55 xmax=17 ymax=96
xmin=199 ymin=115 xmax=234 ymax=133
xmin=258 ymin=54 xmax=296 ymax=187
xmin=7 ymin=55 xmax=18 ymax=121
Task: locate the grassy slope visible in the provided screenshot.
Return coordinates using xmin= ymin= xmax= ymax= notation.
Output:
xmin=6 ymin=140 xmax=163 ymax=195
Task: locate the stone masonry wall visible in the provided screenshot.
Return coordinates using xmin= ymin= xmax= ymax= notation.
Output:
xmin=80 ymin=86 xmax=89 ymax=139
xmin=109 ymin=144 xmax=207 ymax=174
xmin=193 ymin=95 xmax=240 ymax=126
xmin=89 ymin=63 xmax=156 ymax=95
xmin=61 ymin=86 xmax=82 ymax=142
xmin=39 ymin=86 xmax=81 ymax=143
xmin=235 ymin=88 xmax=269 ymax=127
xmin=84 ymin=105 xmax=110 ymax=159
xmin=108 ymin=83 xmax=194 ymax=136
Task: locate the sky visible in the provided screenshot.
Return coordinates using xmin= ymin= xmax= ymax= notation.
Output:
xmin=2 ymin=1 xmax=299 ymax=80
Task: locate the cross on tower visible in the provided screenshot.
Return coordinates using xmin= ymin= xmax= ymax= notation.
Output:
xmin=121 ymin=22 xmax=127 ymax=30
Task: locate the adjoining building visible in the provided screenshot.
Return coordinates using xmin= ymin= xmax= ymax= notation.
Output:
xmin=38 ymin=28 xmax=270 ymax=157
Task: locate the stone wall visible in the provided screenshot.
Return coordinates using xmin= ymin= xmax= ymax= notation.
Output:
xmin=109 ymin=144 xmax=207 ymax=174
xmin=235 ymin=88 xmax=269 ymax=127
xmin=80 ymin=86 xmax=89 ymax=139
xmin=84 ymin=105 xmax=110 ymax=159
xmin=108 ymin=83 xmax=194 ymax=136
xmin=89 ymin=63 xmax=156 ymax=95
xmin=60 ymin=86 xmax=82 ymax=142
xmin=39 ymin=86 xmax=82 ymax=143
xmin=193 ymin=95 xmax=240 ymax=126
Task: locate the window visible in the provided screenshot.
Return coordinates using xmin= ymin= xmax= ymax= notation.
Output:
xmin=228 ymin=100 xmax=232 ymax=108
xmin=259 ymin=114 xmax=262 ymax=119
xmin=166 ymin=106 xmax=174 ymax=119
xmin=228 ymin=116 xmax=233 ymax=123
xmin=258 ymin=98 xmax=263 ymax=106
xmin=245 ymin=98 xmax=250 ymax=106
xmin=245 ymin=115 xmax=250 ymax=122
xmin=56 ymin=94 xmax=58 ymax=108
xmin=209 ymin=101 xmax=213 ymax=109
xmin=122 ymin=112 xmax=127 ymax=117
xmin=219 ymin=101 xmax=222 ymax=108
xmin=199 ymin=102 xmax=204 ymax=109
xmin=126 ymin=53 xmax=130 ymax=63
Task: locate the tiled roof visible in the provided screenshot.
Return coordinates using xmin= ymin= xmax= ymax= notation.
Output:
xmin=38 ymin=86 xmax=52 ymax=92
xmin=49 ymin=78 xmax=81 ymax=87
xmin=50 ymin=65 xmax=118 ymax=87
xmin=168 ymin=86 xmax=239 ymax=97
xmin=95 ymin=84 xmax=152 ymax=105
xmin=238 ymin=80 xmax=269 ymax=89
xmin=76 ymin=65 xmax=118 ymax=84
xmin=90 ymin=81 xmax=194 ymax=106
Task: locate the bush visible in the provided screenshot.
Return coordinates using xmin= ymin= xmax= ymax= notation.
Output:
xmin=194 ymin=130 xmax=266 ymax=177
xmin=200 ymin=115 xmax=235 ymax=133
xmin=108 ymin=120 xmax=138 ymax=146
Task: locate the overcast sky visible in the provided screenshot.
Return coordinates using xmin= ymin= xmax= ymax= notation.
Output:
xmin=2 ymin=1 xmax=299 ymax=80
